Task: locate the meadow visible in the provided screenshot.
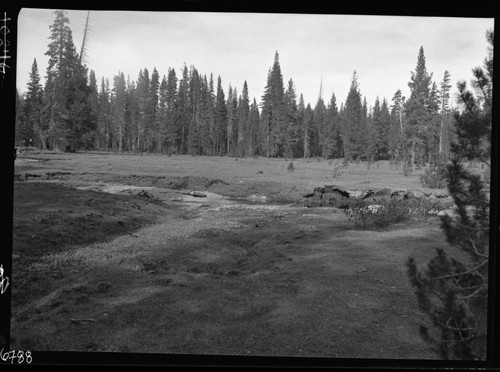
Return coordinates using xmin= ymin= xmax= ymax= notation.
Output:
xmin=10 ymin=151 xmax=467 ymax=361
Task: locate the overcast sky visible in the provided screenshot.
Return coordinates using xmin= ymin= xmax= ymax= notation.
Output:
xmin=16 ymin=8 xmax=493 ymax=109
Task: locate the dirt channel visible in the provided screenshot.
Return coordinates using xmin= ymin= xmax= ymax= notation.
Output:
xmin=10 ymin=153 xmax=452 ymax=360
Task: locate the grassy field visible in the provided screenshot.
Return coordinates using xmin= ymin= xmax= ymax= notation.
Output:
xmin=10 ymin=151 xmax=470 ymax=362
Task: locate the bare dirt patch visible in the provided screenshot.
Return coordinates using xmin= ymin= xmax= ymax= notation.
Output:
xmin=10 ymin=151 xmax=462 ymax=359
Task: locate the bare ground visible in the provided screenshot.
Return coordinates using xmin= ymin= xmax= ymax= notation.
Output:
xmin=10 ymin=151 xmax=463 ymax=359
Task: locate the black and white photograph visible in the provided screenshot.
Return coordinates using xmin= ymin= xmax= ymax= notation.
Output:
xmin=1 ymin=1 xmax=497 ymax=367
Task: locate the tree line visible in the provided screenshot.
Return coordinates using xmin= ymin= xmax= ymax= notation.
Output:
xmin=16 ymin=10 xmax=481 ymax=173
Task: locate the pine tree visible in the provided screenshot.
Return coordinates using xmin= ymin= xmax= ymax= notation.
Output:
xmin=42 ymin=10 xmax=93 ymax=152
xmin=157 ymin=74 xmax=168 ymax=153
xmin=378 ymin=98 xmax=392 ymax=160
xmin=326 ymin=92 xmax=342 ymax=158
xmin=405 ymin=46 xmax=433 ymax=171
xmin=361 ymin=97 xmax=374 ymax=161
xmin=125 ymin=76 xmax=139 ymax=152
xmin=389 ymin=89 xmax=406 ymax=162
xmin=296 ymin=93 xmax=305 ymax=158
xmin=248 ymin=98 xmax=260 ymax=156
xmin=112 ymin=72 xmax=126 ymax=152
xmin=97 ymin=77 xmax=111 ymax=150
xmin=187 ymin=66 xmax=202 ymax=155
xmin=281 ymin=78 xmax=298 ymax=158
xmin=15 ymin=91 xmax=26 ymax=148
xmin=407 ymin=31 xmax=492 ymax=360
xmin=439 ymin=70 xmax=452 ymax=157
xmin=261 ymin=51 xmax=285 ymax=157
xmin=237 ymin=81 xmax=250 ymax=157
xmin=314 ymin=84 xmax=327 ymax=158
xmin=199 ymin=74 xmax=214 ymax=155
xmin=214 ymin=76 xmax=227 ymax=155
xmin=151 ymin=68 xmax=161 ymax=152
xmin=175 ymin=65 xmax=190 ymax=154
xmin=163 ymin=67 xmax=178 ymax=154
xmin=341 ymin=71 xmax=364 ymax=161
xmin=136 ymin=68 xmax=150 ymax=152
xmin=88 ymin=70 xmax=99 ymax=149
xmin=303 ymin=103 xmax=314 ymax=158
xmin=426 ymin=81 xmax=442 ymax=164
xmin=22 ymin=59 xmax=44 ymax=148
xmin=226 ymin=84 xmax=238 ymax=156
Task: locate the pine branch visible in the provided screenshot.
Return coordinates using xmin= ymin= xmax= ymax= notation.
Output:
xmin=433 ymin=260 xmax=488 ymax=281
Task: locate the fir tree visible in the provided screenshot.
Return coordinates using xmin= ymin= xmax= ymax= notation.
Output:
xmin=43 ymin=10 xmax=77 ymax=150
xmin=214 ymin=76 xmax=227 ymax=155
xmin=296 ymin=93 xmax=306 ymax=158
xmin=326 ymin=92 xmax=342 ymax=159
xmin=405 ymin=46 xmax=433 ymax=171
xmin=125 ymin=76 xmax=140 ymax=152
xmin=175 ymin=65 xmax=189 ymax=153
xmin=389 ymin=89 xmax=406 ymax=162
xmin=15 ymin=91 xmax=26 ymax=148
xmin=261 ymin=51 xmax=285 ymax=157
xmin=314 ymin=85 xmax=327 ymax=158
xmin=237 ymin=81 xmax=250 ymax=157
xmin=341 ymin=71 xmax=364 ymax=161
xmin=164 ymin=67 xmax=178 ymax=153
xmin=248 ymin=98 xmax=260 ymax=156
xmin=21 ymin=59 xmax=44 ymax=148
xmin=111 ymin=72 xmax=126 ymax=152
xmin=97 ymin=77 xmax=111 ymax=150
xmin=303 ymin=103 xmax=314 ymax=158
xmin=439 ymin=70 xmax=452 ymax=157
xmin=88 ymin=70 xmax=99 ymax=149
xmin=282 ymin=78 xmax=299 ymax=159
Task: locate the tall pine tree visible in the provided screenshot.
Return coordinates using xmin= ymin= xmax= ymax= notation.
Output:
xmin=341 ymin=71 xmax=365 ymax=161
xmin=405 ymin=46 xmax=433 ymax=171
xmin=261 ymin=51 xmax=285 ymax=157
xmin=21 ymin=59 xmax=44 ymax=148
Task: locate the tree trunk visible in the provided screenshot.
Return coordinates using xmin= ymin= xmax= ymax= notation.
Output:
xmin=410 ymin=141 xmax=416 ymax=173
xmin=439 ymin=117 xmax=444 ymax=155
xmin=119 ymin=123 xmax=123 ymax=153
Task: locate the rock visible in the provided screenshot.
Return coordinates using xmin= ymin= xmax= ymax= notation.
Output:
xmin=206 ymin=179 xmax=229 ymax=187
xmin=304 ymin=185 xmax=352 ymax=207
xmin=324 ymin=190 xmax=349 ymax=208
xmin=410 ymin=190 xmax=426 ymax=199
xmin=347 ymin=190 xmax=363 ymax=198
xmin=391 ymin=190 xmax=411 ymax=200
xmin=184 ymin=191 xmax=207 ymax=198
xmin=363 ymin=188 xmax=392 ymax=203
xmin=248 ymin=195 xmax=267 ymax=202
xmin=137 ymin=190 xmax=153 ymax=198
xmin=305 ymin=193 xmax=323 ymax=207
xmin=323 ymin=185 xmax=350 ymax=198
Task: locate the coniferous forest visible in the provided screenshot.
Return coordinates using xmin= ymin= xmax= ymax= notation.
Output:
xmin=16 ymin=9 xmax=492 ymax=172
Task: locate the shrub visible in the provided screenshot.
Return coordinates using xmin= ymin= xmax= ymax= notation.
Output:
xmin=420 ymin=162 xmax=448 ymax=189
xmin=287 ymin=161 xmax=295 ymax=172
xmin=332 ymin=160 xmax=348 ymax=178
xmin=343 ymin=197 xmax=441 ymax=228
